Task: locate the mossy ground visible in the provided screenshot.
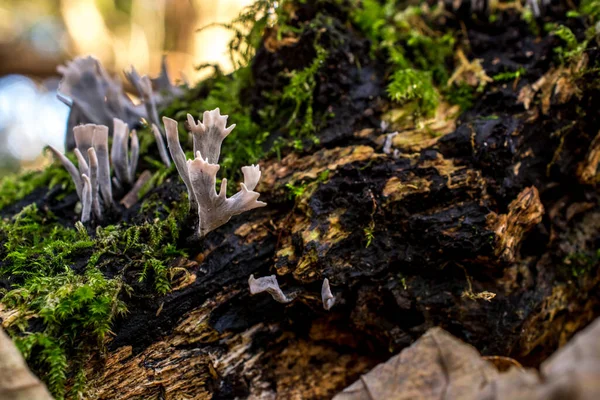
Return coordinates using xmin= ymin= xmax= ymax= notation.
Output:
xmin=1 ymin=0 xmax=600 ymax=398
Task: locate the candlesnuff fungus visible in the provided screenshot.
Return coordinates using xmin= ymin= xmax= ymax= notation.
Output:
xmin=49 ymin=118 xmax=142 ymax=222
xmin=124 ymin=67 xmax=171 ymax=168
xmin=248 ymin=274 xmax=293 ymax=303
xmin=57 ymin=56 xmax=141 ymax=139
xmin=49 ymin=124 xmax=110 ymax=222
xmin=111 ymin=118 xmax=139 ymax=188
xmin=58 ymin=54 xmax=182 ymax=166
xmin=321 ymin=278 xmax=336 ymax=310
xmin=162 ymin=108 xmax=267 ymax=237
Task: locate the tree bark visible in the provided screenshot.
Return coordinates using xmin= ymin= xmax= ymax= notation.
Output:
xmin=4 ymin=2 xmax=600 ymax=400
xmin=88 ymin=24 xmax=600 ymax=397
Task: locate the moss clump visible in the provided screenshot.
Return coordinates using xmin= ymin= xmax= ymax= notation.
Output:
xmin=164 ymin=1 xmax=338 ymax=166
xmin=0 ymin=195 xmax=188 ymax=398
xmin=350 ymin=0 xmax=457 ymax=116
xmin=387 ymin=69 xmax=438 ymax=116
xmin=552 ymin=25 xmax=587 ymax=63
xmin=562 ymin=249 xmax=600 ymax=279
xmin=444 ymin=83 xmax=474 ymax=111
xmin=0 ymin=205 xmax=125 ymax=399
xmin=163 ymin=0 xmax=307 ymax=179
xmin=580 ymin=0 xmax=600 ymax=23
xmin=281 ymin=44 xmax=328 ymax=143
xmin=0 ymin=204 xmax=93 ymax=278
xmin=90 ymin=197 xmax=188 ymax=294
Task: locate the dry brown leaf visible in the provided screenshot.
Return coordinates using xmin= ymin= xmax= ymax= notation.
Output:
xmin=335 ymin=318 xmax=600 ymax=400
xmin=333 ymin=328 xmax=499 ymax=400
xmin=477 ymin=318 xmax=600 ymax=399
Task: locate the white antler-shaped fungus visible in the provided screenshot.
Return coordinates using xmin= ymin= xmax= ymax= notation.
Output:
xmin=57 ymin=56 xmax=139 ymax=131
xmin=162 ymin=108 xmax=266 ymax=237
xmin=322 ymin=278 xmax=336 ymax=310
xmin=58 ymin=55 xmax=183 ymax=163
xmin=124 ymin=68 xmax=171 ymax=168
xmin=248 ymin=274 xmax=293 ymax=303
xmin=111 ymin=118 xmax=140 ymax=187
xmin=49 ymin=118 xmax=144 ymax=222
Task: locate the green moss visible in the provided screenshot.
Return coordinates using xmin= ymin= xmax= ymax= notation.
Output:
xmin=552 ymin=25 xmax=587 ymax=63
xmin=350 ymin=0 xmax=459 ymax=116
xmin=351 ymin=0 xmax=396 ymax=44
xmin=92 ymin=199 xmax=187 ymax=293
xmin=580 ymin=0 xmax=600 ymax=23
xmin=493 ymin=67 xmax=526 ymax=82
xmin=444 ymin=82 xmax=475 ymax=111
xmin=0 ymin=205 xmax=125 ymax=399
xmin=563 ymin=249 xmax=600 ymax=278
xmin=165 ymin=1 xmax=341 ymax=166
xmin=286 ymin=181 xmax=309 ymax=200
xmin=387 ymin=69 xmax=439 ymax=116
xmin=281 ymin=44 xmax=329 ymax=140
xmin=7 ymin=268 xmax=127 ymax=399
xmin=0 ymin=204 xmax=93 ymax=278
xmin=15 ymin=333 xmax=68 ymax=397
xmin=0 ymin=196 xmax=188 ymax=397
xmin=285 ymin=169 xmax=330 ymax=201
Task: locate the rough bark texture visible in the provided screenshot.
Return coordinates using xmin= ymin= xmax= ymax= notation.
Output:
xmin=86 ymin=6 xmax=599 ymax=398
xmin=1 ymin=1 xmax=600 ymax=399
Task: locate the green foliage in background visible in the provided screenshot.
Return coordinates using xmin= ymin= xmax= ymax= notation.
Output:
xmin=350 ymin=0 xmax=457 ymax=116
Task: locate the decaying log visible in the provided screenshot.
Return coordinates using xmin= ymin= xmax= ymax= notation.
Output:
xmin=85 ymin=121 xmax=599 ymax=398
xmin=1 ymin=2 xmax=599 ymax=399
xmin=78 ymin=5 xmax=600 ymax=398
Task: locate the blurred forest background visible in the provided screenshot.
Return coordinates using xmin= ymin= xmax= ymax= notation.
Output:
xmin=0 ymin=0 xmax=249 ymax=175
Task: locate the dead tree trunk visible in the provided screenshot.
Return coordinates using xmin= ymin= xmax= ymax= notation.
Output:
xmin=1 ymin=2 xmax=599 ymax=400
xmin=84 ymin=6 xmax=600 ymax=399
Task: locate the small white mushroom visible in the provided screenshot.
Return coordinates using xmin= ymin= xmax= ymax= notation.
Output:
xmin=248 ymin=274 xmax=293 ymax=304
xmin=111 ymin=118 xmax=142 ymax=186
xmin=47 ymin=145 xmax=83 ymax=200
xmin=151 ymin=124 xmax=171 ymax=168
xmin=164 ymin=116 xmax=195 ymax=211
xmin=123 ymin=68 xmax=171 ymax=168
xmin=92 ymin=125 xmax=113 ymax=205
xmin=321 ymin=278 xmax=336 ymax=310
xmin=80 ymin=174 xmax=92 ymax=223
xmin=383 ymin=131 xmax=398 ymax=155
xmin=49 ymin=119 xmax=146 ymax=222
xmin=87 ymin=148 xmax=102 ymax=220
